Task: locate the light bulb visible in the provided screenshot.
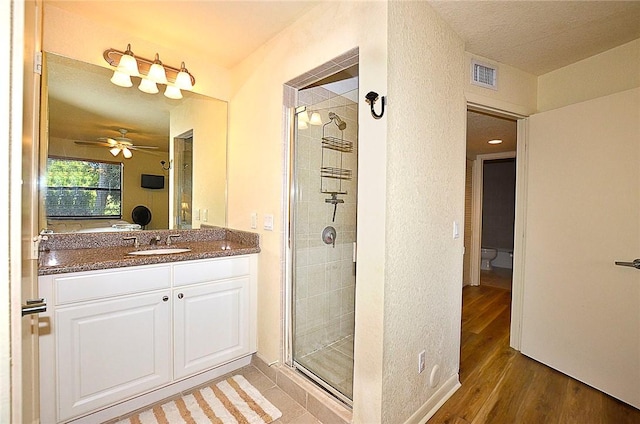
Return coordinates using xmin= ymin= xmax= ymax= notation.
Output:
xmin=175 ymin=62 xmax=193 ymax=90
xmin=309 ymin=112 xmax=322 ymax=125
xmin=110 ymin=147 xmax=121 ymax=157
xmin=122 ymin=147 xmax=133 ymax=159
xmin=116 ymin=44 xmax=140 ymax=77
xmin=147 ymin=54 xmax=168 ymax=84
xmin=164 ymin=84 xmax=182 ymax=99
xmin=110 ymin=70 xmax=133 ymax=87
xmin=138 ymin=78 xmax=159 ymax=94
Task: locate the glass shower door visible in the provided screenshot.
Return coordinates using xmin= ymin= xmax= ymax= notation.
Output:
xmin=291 ymin=86 xmax=358 ymax=404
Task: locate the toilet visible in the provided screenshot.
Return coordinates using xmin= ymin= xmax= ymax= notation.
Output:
xmin=480 ymin=248 xmax=498 ymax=271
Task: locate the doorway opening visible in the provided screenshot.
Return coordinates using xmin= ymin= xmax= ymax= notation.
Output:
xmin=463 ymin=110 xmax=518 ymax=354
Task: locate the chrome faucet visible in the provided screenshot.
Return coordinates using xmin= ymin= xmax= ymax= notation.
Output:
xmin=123 ymin=236 xmax=139 ymax=248
xmin=166 ymin=234 xmax=181 ymax=246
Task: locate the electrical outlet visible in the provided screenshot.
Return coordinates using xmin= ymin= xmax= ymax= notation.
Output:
xmin=251 ymin=212 xmax=257 ymax=229
xmin=418 ymin=350 xmax=426 ymax=374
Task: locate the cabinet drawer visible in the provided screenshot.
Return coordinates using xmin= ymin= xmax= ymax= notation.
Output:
xmin=173 ymin=256 xmax=250 ymax=286
xmin=55 ymin=265 xmax=171 ymax=305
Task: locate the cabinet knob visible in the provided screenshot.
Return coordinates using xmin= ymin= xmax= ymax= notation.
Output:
xmin=177 ymin=293 xmax=184 ymax=299
xmin=162 ymin=296 xmax=169 ymax=302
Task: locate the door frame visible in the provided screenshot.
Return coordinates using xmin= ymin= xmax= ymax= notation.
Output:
xmin=467 ymin=103 xmax=529 ymax=350
xmin=470 ymin=150 xmax=516 ymax=286
xmin=4 ymin=1 xmax=26 ymax=422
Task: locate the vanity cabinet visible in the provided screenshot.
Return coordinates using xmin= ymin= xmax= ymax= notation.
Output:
xmin=39 ymin=254 xmax=258 ymax=423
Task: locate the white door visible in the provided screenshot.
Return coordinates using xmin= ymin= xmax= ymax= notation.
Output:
xmin=521 ymin=88 xmax=640 ymax=408
xmin=173 ymin=278 xmax=250 ymax=380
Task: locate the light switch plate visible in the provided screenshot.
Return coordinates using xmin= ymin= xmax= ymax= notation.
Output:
xmin=453 ymin=221 xmax=460 ymax=239
xmin=251 ymin=212 xmax=257 ymax=229
xmin=264 ymin=214 xmax=274 ymax=231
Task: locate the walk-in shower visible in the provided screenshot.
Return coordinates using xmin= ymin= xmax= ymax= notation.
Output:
xmin=288 ymin=69 xmax=358 ymax=405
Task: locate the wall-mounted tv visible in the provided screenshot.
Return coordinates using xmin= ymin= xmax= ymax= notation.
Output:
xmin=141 ymin=174 xmax=164 ymax=190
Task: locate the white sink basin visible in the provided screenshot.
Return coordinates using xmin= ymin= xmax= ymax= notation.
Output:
xmin=128 ymin=248 xmax=191 ymax=256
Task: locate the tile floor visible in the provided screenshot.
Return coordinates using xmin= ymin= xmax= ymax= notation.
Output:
xmin=297 ymin=335 xmax=354 ymax=400
xmin=112 ymin=365 xmax=322 ymax=424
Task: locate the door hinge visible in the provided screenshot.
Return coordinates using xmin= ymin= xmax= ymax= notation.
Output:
xmin=34 ymin=51 xmax=42 ymax=75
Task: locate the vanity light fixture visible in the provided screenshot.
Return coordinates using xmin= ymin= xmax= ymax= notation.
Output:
xmin=488 ymin=139 xmax=503 ymax=145
xmin=103 ymin=44 xmax=196 ymax=99
xmin=309 ymin=112 xmax=323 ymax=126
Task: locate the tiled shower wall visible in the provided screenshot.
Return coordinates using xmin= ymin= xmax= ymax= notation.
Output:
xmin=294 ymin=86 xmax=358 ymax=358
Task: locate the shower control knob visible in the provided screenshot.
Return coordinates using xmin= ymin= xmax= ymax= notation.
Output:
xmin=322 ymin=226 xmax=337 ymax=248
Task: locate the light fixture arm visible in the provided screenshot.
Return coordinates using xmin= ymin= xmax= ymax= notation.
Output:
xmin=103 ymin=48 xmax=196 ymax=87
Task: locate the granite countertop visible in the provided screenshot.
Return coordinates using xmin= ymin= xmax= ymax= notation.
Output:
xmin=38 ymin=226 xmax=260 ymax=276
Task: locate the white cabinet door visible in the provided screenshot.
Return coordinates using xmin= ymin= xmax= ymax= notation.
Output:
xmin=56 ymin=291 xmax=171 ymax=421
xmin=173 ymin=277 xmax=250 ymax=380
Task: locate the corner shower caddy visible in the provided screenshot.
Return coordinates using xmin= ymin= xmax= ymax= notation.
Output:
xmin=321 ymin=113 xmax=353 ymax=221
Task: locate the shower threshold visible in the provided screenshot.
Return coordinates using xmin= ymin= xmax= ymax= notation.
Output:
xmin=293 ymin=361 xmax=353 ymax=407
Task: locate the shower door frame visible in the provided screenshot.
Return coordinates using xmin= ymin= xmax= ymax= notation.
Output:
xmin=282 ymin=48 xmax=359 ymax=408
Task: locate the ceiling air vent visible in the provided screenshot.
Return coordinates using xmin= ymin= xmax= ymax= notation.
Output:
xmin=471 ymin=60 xmax=497 ymax=90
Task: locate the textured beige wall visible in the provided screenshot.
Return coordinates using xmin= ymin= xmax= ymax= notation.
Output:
xmin=538 ymin=38 xmax=640 ymax=112
xmin=465 ymin=52 xmax=538 ymax=116
xmin=384 ymin=2 xmax=466 ymax=422
xmin=227 ymin=1 xmax=388 ymax=421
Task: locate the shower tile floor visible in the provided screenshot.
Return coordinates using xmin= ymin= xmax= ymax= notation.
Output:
xmin=298 ymin=335 xmax=354 ymax=400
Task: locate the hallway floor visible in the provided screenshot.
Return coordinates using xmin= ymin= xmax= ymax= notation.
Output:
xmin=429 ymin=284 xmax=640 ymax=423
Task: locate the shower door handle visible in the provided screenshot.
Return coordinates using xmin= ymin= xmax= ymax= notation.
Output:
xmin=614 ymin=259 xmax=640 ymax=269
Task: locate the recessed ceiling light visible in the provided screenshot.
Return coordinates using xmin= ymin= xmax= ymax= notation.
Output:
xmin=488 ymin=139 xmax=503 ymax=145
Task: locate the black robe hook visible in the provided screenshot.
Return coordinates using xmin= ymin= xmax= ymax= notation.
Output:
xmin=365 ymin=91 xmax=386 ymax=119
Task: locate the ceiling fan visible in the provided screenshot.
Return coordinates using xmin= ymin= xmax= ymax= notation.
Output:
xmin=74 ymin=128 xmax=159 ymax=159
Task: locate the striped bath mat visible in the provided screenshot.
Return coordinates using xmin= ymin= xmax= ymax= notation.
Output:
xmin=118 ymin=375 xmax=282 ymax=424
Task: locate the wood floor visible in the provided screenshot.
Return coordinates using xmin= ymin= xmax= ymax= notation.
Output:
xmin=429 ymin=283 xmax=640 ymax=424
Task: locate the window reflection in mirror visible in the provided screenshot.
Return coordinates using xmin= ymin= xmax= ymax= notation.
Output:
xmin=42 ymin=52 xmax=228 ymax=233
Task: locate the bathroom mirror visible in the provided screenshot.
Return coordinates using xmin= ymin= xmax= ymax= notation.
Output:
xmin=42 ymin=53 xmax=228 ymax=233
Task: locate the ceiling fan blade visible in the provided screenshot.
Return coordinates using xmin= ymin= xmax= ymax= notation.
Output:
xmin=97 ymin=137 xmax=118 ymax=146
xmin=128 ymin=147 xmax=160 ymax=155
xmin=74 ymin=141 xmax=113 ymax=147
xmin=129 ymin=145 xmax=159 ymax=150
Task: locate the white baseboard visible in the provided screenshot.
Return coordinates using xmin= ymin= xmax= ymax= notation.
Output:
xmin=404 ymin=374 xmax=461 ymax=424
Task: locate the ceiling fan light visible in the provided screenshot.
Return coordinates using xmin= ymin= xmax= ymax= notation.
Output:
xmin=122 ymin=147 xmax=133 ymax=159
xmin=164 ymin=84 xmax=182 ymax=100
xmin=148 ymin=54 xmax=168 ymax=84
xmin=138 ymin=78 xmax=159 ymax=94
xmin=110 ymin=70 xmax=133 ymax=88
xmin=110 ymin=147 xmax=121 ymax=157
xmin=175 ymin=62 xmax=193 ymax=90
xmin=116 ymin=44 xmax=140 ymax=77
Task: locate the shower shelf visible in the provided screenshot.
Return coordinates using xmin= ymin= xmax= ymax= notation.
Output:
xmin=321 ymin=167 xmax=352 ymax=180
xmin=322 ymin=136 xmax=353 ymax=153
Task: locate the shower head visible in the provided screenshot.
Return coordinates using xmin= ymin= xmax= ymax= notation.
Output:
xmin=328 ymin=112 xmax=347 ymax=130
